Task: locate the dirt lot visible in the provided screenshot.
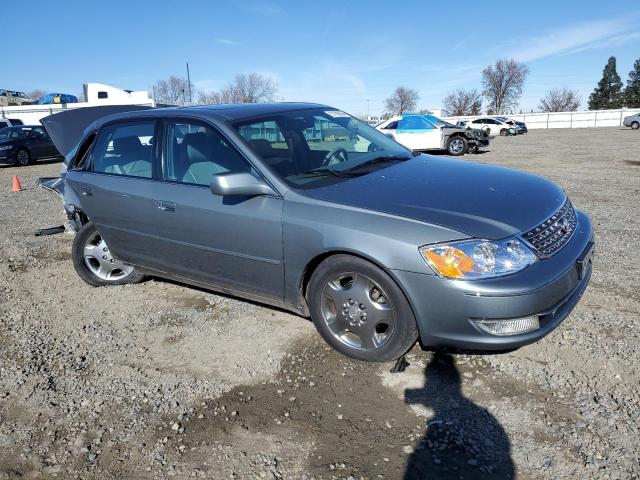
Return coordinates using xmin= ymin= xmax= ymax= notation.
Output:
xmin=0 ymin=127 xmax=638 ymax=479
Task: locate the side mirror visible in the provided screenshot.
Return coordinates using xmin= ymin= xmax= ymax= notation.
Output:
xmin=210 ymin=172 xmax=275 ymax=197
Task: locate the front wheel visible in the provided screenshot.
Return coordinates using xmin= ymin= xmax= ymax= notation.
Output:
xmin=499 ymin=128 xmax=508 ymax=136
xmin=72 ymin=222 xmax=145 ymax=287
xmin=307 ymin=255 xmax=419 ymax=362
xmin=632 ymin=121 xmax=640 ymax=130
xmin=446 ymin=136 xmax=468 ymax=156
xmin=15 ymin=148 xmax=32 ymax=166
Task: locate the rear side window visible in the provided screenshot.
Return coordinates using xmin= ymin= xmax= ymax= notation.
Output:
xmin=91 ymin=122 xmax=156 ymax=178
xmin=163 ymin=121 xmax=249 ymax=186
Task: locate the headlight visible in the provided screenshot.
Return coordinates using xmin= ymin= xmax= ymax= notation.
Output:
xmin=419 ymin=238 xmax=537 ymax=279
xmin=0 ymin=145 xmax=13 ymax=151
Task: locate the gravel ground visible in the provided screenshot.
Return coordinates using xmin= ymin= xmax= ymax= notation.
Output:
xmin=0 ymin=127 xmax=638 ymax=479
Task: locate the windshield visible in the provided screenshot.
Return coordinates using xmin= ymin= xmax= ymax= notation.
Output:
xmin=233 ymin=108 xmax=412 ymax=188
xmin=422 ymin=114 xmax=456 ymax=128
xmin=0 ymin=127 xmax=30 ymax=140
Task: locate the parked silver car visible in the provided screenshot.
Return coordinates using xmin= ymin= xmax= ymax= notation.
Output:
xmin=623 ymin=113 xmax=640 ymax=129
xmin=39 ymin=103 xmax=594 ymax=362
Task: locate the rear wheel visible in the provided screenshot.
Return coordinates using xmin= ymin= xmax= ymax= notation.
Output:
xmin=15 ymin=148 xmax=31 ymax=166
xmin=446 ymin=136 xmax=468 ymax=156
xmin=632 ymin=121 xmax=640 ymax=130
xmin=307 ymin=255 xmax=419 ymax=362
xmin=72 ymin=222 xmax=144 ymax=287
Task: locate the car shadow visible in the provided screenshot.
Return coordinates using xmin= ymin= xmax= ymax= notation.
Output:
xmin=403 ymin=351 xmax=515 ymax=479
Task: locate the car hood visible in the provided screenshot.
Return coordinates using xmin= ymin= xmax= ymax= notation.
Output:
xmin=304 ymin=156 xmax=566 ymax=240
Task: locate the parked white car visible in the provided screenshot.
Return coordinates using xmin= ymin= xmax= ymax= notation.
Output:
xmin=376 ymin=114 xmax=489 ymax=156
xmin=465 ymin=117 xmax=516 ymax=136
xmin=623 ymin=113 xmax=640 ymax=130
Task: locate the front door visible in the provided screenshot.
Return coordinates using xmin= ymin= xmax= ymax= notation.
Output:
xmin=150 ymin=119 xmax=284 ymax=300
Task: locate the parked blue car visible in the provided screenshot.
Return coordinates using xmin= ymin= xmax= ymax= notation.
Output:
xmin=37 ymin=93 xmax=79 ymax=105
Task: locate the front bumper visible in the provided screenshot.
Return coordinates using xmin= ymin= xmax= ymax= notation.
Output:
xmin=0 ymin=151 xmax=15 ymax=163
xmin=390 ymin=210 xmax=593 ymax=350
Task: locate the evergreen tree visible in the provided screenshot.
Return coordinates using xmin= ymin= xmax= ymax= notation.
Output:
xmin=625 ymin=59 xmax=640 ymax=108
xmin=588 ymin=56 xmax=624 ymax=110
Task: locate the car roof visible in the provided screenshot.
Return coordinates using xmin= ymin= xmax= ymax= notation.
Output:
xmin=94 ymin=102 xmax=332 ymax=127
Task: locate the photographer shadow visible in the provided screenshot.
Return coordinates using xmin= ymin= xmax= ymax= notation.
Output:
xmin=404 ymin=352 xmax=515 ymax=479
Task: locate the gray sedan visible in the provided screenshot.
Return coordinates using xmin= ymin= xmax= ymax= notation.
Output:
xmin=41 ymin=103 xmax=594 ymax=362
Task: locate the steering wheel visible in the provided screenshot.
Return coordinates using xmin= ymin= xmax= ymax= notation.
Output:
xmin=322 ymin=147 xmax=349 ymax=167
xmin=367 ymin=142 xmax=383 ymax=153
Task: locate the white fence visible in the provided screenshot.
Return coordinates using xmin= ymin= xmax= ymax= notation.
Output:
xmin=445 ymin=108 xmax=640 ymax=130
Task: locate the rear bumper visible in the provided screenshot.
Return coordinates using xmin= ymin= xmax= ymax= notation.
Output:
xmin=390 ymin=210 xmax=593 ymax=350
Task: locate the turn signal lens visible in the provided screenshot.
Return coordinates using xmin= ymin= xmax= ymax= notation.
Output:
xmin=420 ymin=238 xmax=537 ymax=280
xmin=423 ymin=247 xmax=475 ymax=278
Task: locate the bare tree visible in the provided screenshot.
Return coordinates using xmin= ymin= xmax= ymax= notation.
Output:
xmin=481 ymin=59 xmax=529 ymax=114
xmin=443 ymin=89 xmax=483 ymax=116
xmin=27 ymin=89 xmax=47 ymax=101
xmin=538 ymin=87 xmax=581 ymax=112
xmin=198 ymin=73 xmax=277 ymax=105
xmin=385 ymin=87 xmax=419 ymax=115
xmin=152 ymin=75 xmax=194 ymax=106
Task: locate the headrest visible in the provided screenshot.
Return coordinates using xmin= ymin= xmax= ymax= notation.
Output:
xmin=249 ymin=139 xmax=275 ymax=158
xmin=113 ymin=136 xmax=143 ymax=153
xmin=183 ymin=132 xmax=217 ymax=163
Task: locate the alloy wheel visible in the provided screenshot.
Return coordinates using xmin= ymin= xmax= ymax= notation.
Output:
xmin=16 ymin=150 xmax=30 ymax=166
xmin=449 ymin=138 xmax=465 ymax=154
xmin=320 ymin=273 xmax=395 ymax=351
xmin=83 ymin=232 xmax=134 ymax=281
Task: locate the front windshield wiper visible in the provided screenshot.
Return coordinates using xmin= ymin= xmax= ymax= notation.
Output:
xmin=342 ymin=154 xmax=412 ymax=173
xmin=296 ymin=154 xmax=412 ymax=179
xmin=295 ymin=168 xmax=363 ymax=179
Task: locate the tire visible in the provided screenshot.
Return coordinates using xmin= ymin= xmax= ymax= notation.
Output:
xmin=307 ymin=254 xmax=419 ymax=362
xmin=446 ymin=136 xmax=468 ymax=156
xmin=499 ymin=128 xmax=508 ymax=136
xmin=72 ymin=222 xmax=145 ymax=287
xmin=15 ymin=148 xmax=32 ymax=166
xmin=632 ymin=121 xmax=640 ymax=130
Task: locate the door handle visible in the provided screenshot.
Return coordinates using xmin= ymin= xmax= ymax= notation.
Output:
xmin=156 ymin=200 xmax=176 ymax=212
xmin=81 ymin=187 xmax=93 ymax=197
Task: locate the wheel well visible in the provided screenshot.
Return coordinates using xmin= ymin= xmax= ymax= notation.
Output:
xmin=300 ymin=250 xmax=388 ymax=301
xmin=298 ymin=250 xmax=423 ymax=342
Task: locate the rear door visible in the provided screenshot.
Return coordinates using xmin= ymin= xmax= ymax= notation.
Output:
xmin=65 ymin=119 xmax=162 ymax=266
xmin=149 ymin=118 xmax=285 ymax=299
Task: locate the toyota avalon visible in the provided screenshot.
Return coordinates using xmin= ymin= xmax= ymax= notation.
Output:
xmin=39 ymin=103 xmax=594 ymax=362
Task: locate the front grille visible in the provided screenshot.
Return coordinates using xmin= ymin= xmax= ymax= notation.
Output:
xmin=522 ymin=199 xmax=577 ymax=257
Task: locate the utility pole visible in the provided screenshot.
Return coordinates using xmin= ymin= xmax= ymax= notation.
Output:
xmin=186 ymin=62 xmax=192 ymax=104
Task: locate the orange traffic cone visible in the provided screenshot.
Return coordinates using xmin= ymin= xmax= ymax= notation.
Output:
xmin=11 ymin=175 xmax=22 ymax=192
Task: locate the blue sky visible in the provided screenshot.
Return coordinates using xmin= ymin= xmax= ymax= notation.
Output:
xmin=5 ymin=1 xmax=640 ymax=115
